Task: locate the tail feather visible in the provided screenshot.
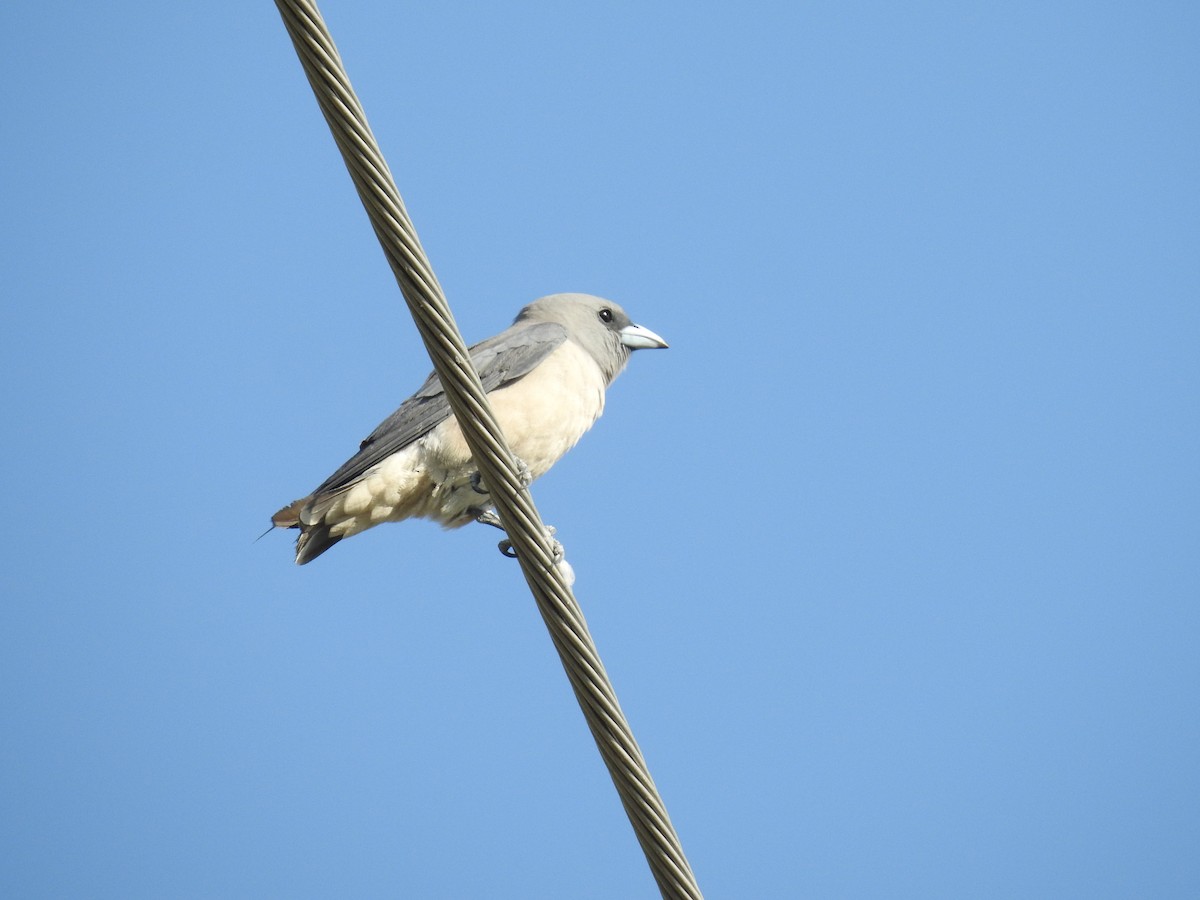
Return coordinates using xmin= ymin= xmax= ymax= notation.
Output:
xmin=271 ymin=497 xmax=308 ymax=529
xmin=271 ymin=495 xmax=342 ymax=564
xmin=294 ymin=523 xmax=342 ymax=565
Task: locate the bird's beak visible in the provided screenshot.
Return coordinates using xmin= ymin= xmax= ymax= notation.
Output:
xmin=619 ymin=323 xmax=669 ymax=350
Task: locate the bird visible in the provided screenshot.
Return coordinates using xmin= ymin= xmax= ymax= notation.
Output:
xmin=271 ymin=293 xmax=668 ymax=564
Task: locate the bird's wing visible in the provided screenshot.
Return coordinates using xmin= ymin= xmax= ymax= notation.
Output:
xmin=309 ymin=321 xmax=569 ymax=495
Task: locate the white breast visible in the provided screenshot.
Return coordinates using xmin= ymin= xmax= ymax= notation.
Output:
xmin=423 ymin=339 xmax=607 ymax=479
xmin=487 ymin=340 xmax=608 ymax=477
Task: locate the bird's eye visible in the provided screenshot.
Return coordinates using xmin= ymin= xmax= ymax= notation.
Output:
xmin=598 ymin=308 xmax=614 ymax=323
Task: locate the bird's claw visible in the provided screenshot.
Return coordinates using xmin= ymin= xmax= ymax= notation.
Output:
xmin=497 ymin=529 xmax=574 ymax=585
xmin=476 ymin=509 xmax=560 ymax=558
xmin=513 ymin=458 xmax=533 ymax=488
xmin=497 ymin=526 xmax=560 ymax=561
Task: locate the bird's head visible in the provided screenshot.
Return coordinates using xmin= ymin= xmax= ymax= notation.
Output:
xmin=516 ymin=293 xmax=668 ymax=384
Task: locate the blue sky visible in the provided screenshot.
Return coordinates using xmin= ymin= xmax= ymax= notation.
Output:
xmin=3 ymin=2 xmax=1198 ymax=897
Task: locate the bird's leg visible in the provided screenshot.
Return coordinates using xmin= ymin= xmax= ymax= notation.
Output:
xmin=474 ymin=507 xmax=503 ymax=530
xmin=474 ymin=506 xmax=556 ymax=555
xmin=469 ymin=461 xmax=569 ymax=582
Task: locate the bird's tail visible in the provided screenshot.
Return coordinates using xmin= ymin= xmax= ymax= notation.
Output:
xmin=271 ymin=496 xmax=343 ymax=565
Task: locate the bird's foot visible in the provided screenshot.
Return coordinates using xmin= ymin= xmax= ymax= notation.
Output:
xmin=497 ymin=526 xmax=575 ymax=585
xmin=497 ymin=525 xmax=559 ymax=560
xmin=468 ymin=456 xmax=533 ymax=495
xmin=474 ymin=506 xmax=572 ymax=584
xmin=474 ymin=508 xmax=559 ymax=555
xmin=475 ymin=511 xmax=573 ymax=588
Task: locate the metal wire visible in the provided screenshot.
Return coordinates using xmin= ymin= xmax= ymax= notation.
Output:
xmin=272 ymin=2 xmax=702 ymax=896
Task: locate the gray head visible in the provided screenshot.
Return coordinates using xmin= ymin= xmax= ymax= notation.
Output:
xmin=515 ymin=293 xmax=668 ymax=384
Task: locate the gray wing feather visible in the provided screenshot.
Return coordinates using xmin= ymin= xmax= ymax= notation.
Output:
xmin=309 ymin=321 xmax=567 ymax=496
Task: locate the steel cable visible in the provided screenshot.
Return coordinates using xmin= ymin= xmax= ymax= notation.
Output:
xmin=273 ymin=2 xmax=702 ymax=896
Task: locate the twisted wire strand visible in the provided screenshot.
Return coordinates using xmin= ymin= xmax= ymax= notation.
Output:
xmin=273 ymin=2 xmax=701 ymax=896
